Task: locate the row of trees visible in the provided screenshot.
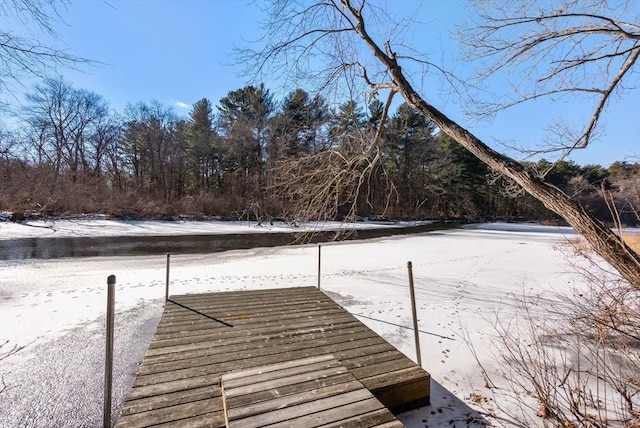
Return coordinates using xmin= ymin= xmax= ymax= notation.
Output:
xmin=0 ymin=77 xmax=637 ymax=225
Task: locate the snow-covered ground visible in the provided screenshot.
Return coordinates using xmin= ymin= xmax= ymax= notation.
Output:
xmin=0 ymin=217 xmax=425 ymax=240
xmin=0 ymin=221 xmax=585 ymax=427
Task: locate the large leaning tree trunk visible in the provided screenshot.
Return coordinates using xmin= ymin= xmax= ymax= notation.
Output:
xmin=344 ymin=3 xmax=640 ymax=286
xmin=247 ymin=0 xmax=640 ymax=287
xmin=345 ymin=1 xmax=640 ymax=287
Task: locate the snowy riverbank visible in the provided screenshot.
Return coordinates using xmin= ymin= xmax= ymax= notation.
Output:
xmin=0 ymin=217 xmax=429 ymax=240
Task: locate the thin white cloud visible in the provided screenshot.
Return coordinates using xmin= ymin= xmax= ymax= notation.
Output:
xmin=174 ymin=101 xmax=189 ymax=109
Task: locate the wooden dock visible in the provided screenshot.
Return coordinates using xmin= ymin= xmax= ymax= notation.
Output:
xmin=116 ymin=287 xmax=430 ymax=427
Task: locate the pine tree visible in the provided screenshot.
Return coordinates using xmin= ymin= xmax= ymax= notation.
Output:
xmin=186 ymin=98 xmax=219 ymax=192
xmin=270 ymin=89 xmax=329 ymax=159
xmin=218 ymin=84 xmax=274 ymax=195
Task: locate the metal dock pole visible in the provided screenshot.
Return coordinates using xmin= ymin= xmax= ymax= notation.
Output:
xmin=407 ymin=262 xmax=422 ymax=366
xmin=104 ymin=274 xmax=116 ymax=428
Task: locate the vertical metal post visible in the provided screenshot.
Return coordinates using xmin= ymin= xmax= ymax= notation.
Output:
xmin=407 ymin=261 xmax=422 ymax=367
xmin=104 ymin=274 xmax=116 ymax=428
xmin=165 ymin=252 xmax=170 ymax=303
xmin=317 ymin=244 xmax=321 ymax=289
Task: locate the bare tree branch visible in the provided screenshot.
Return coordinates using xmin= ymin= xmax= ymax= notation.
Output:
xmin=458 ymin=0 xmax=640 ymax=156
xmin=0 ymin=0 xmax=97 ymax=105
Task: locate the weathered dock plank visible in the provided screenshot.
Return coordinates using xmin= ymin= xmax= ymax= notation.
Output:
xmin=221 ymin=355 xmax=403 ymax=428
xmin=116 ymin=286 xmax=429 ymax=427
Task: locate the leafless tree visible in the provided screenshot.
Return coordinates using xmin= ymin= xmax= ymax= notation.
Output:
xmin=270 ymin=107 xmax=395 ymax=221
xmin=242 ymin=0 xmax=640 ymax=287
xmin=0 ymin=126 xmax=17 ymax=160
xmin=268 ymin=86 xmax=396 ymax=224
xmin=0 ymin=0 xmax=94 ymax=107
xmin=457 ymin=0 xmax=640 ymax=159
xmin=122 ymin=101 xmax=185 ymax=200
xmin=22 ymin=77 xmax=113 ymax=181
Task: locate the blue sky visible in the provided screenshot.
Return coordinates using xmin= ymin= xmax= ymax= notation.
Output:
xmin=15 ymin=0 xmax=640 ymax=166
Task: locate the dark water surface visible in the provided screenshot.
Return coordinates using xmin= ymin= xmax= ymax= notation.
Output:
xmin=0 ymin=222 xmax=458 ymax=260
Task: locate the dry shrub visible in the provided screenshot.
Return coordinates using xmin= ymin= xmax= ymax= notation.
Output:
xmin=623 ymin=233 xmax=640 ymax=253
xmin=175 ymin=194 xmax=248 ymax=219
xmin=565 ymin=232 xmax=640 ymax=260
xmin=486 ymin=235 xmax=640 ymax=427
xmin=268 ymin=145 xmax=396 ymax=225
xmin=0 ymin=163 xmax=256 ymax=219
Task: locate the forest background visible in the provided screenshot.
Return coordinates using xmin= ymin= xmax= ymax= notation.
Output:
xmin=0 ymin=0 xmax=638 ymax=227
xmin=0 ymin=78 xmax=638 ymax=225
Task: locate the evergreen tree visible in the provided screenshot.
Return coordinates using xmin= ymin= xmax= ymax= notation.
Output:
xmin=218 ymin=84 xmax=274 ymax=195
xmin=269 ymin=89 xmax=329 ymax=159
xmin=432 ymin=135 xmax=491 ymax=219
xmin=386 ymin=103 xmax=437 ymax=216
xmin=367 ymin=99 xmax=384 ymax=131
xmin=330 ymin=100 xmax=365 ymax=153
xmin=186 ymin=98 xmax=219 ymax=192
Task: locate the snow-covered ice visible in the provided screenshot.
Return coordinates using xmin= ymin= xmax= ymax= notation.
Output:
xmin=0 ymin=217 xmax=426 ymax=240
xmin=0 ymin=221 xmax=586 ymax=427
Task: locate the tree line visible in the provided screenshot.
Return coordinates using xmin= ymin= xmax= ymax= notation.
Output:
xmin=0 ymin=77 xmax=638 ymax=225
